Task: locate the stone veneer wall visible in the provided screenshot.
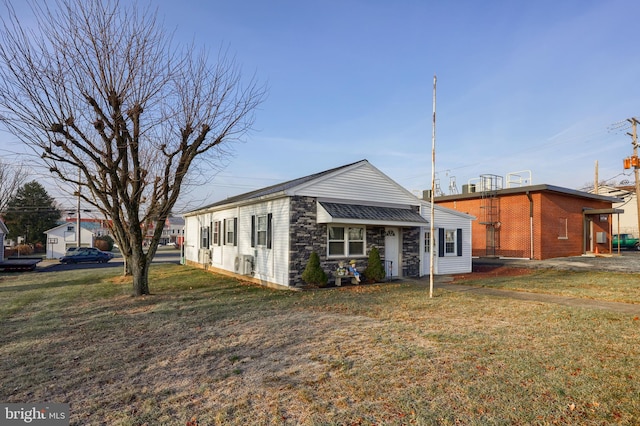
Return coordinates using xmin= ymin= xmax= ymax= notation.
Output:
xmin=288 ymin=196 xmax=422 ymax=285
xmin=402 ymin=227 xmax=420 ymax=277
xmin=288 ymin=196 xmax=327 ymax=287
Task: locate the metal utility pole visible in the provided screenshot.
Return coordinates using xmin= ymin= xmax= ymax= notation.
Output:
xmin=624 ymin=118 xmax=640 ymax=238
xmin=429 ymin=75 xmax=436 ymax=299
xmin=76 ymin=168 xmax=81 ymax=247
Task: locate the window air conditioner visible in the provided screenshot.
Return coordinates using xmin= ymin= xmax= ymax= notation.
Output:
xmin=234 ymin=254 xmax=253 ymax=275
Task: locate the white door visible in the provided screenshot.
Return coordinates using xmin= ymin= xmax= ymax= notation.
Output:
xmin=422 ymin=228 xmax=436 ymax=275
xmin=384 ymin=227 xmax=400 ymax=278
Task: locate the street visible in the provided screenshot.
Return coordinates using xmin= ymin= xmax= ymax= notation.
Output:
xmin=38 ymin=246 xmax=182 ymax=273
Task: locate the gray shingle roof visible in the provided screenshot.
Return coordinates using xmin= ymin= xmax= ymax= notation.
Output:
xmin=319 ymin=202 xmax=428 ymax=224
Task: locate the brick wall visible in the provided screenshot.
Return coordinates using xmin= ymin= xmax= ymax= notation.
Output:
xmin=437 ymin=190 xmax=614 ymax=260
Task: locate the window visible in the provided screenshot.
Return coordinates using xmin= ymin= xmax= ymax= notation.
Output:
xmin=328 ymin=225 xmax=365 ymax=257
xmin=558 ymin=218 xmax=568 ymax=239
xmin=212 ymin=221 xmax=221 ymax=245
xmin=257 ymin=215 xmax=267 ymax=245
xmin=424 ymin=230 xmax=431 ymax=252
xmin=200 ymin=226 xmax=209 ymax=248
xmin=224 ymin=218 xmax=237 ymax=246
xmin=252 ymin=214 xmax=273 ymax=248
xmin=67 ymin=225 xmax=74 ymax=232
xmin=438 ymin=228 xmax=463 ymax=257
xmin=445 ymin=230 xmax=456 ymax=255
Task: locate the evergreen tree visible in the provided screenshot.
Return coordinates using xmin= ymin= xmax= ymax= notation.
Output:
xmin=301 ymin=252 xmax=328 ymax=287
xmin=4 ymin=181 xmax=61 ymax=244
xmin=364 ymin=246 xmax=386 ymax=283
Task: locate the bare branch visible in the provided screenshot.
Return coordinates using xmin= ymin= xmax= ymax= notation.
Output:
xmin=0 ymin=0 xmax=266 ymax=295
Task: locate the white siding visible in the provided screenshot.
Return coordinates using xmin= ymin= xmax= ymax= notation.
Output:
xmin=183 ymin=215 xmax=201 ymax=264
xmin=185 ymin=197 xmax=292 ymax=287
xmin=293 ymin=162 xmax=419 ymax=206
xmin=420 ymin=203 xmax=473 ymax=275
xmin=237 ymin=197 xmax=290 ymax=286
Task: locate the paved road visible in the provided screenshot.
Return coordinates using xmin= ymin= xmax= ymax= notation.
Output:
xmin=37 ymin=247 xmax=181 ymax=273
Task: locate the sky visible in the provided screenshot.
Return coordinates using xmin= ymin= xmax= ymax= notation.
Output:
xmin=2 ymin=0 xmax=640 ymax=214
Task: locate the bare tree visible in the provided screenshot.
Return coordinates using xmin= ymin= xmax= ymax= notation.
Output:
xmin=0 ymin=0 xmax=266 ymax=295
xmin=0 ymin=159 xmax=27 ymax=214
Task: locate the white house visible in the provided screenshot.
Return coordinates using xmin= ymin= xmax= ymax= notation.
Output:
xmin=44 ymin=222 xmax=95 ymax=259
xmin=0 ymin=219 xmax=8 ymax=260
xmin=592 ymin=185 xmax=638 ymax=236
xmin=183 ymin=160 xmax=474 ymax=289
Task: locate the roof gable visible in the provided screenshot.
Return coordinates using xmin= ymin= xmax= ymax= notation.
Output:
xmin=187 ymin=159 xmax=421 ymax=214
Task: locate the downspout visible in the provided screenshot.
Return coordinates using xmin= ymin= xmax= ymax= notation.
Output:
xmin=526 ymin=191 xmax=533 ymax=260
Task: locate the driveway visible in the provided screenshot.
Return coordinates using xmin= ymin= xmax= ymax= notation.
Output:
xmin=472 ymin=251 xmax=640 ymax=273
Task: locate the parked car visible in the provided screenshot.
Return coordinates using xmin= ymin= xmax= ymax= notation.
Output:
xmin=612 ymin=234 xmax=640 ymax=250
xmin=59 ymin=247 xmax=114 ymax=264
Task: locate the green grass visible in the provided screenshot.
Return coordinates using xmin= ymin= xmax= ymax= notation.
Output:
xmin=1 ymin=265 xmax=639 ymax=425
xmin=457 ymin=269 xmax=640 ymax=304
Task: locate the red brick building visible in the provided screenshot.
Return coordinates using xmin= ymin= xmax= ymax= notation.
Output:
xmin=434 ymin=184 xmax=622 ymax=260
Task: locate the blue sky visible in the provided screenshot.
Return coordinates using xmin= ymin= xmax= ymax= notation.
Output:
xmin=2 ymin=0 xmax=640 ymax=212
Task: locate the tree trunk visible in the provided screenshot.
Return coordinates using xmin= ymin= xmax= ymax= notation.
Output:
xmin=129 ymin=249 xmax=150 ymax=296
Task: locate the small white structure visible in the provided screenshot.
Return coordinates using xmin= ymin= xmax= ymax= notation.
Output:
xmin=592 ymin=185 xmax=638 ymax=236
xmin=0 ymin=219 xmax=8 ymax=260
xmin=44 ymin=222 xmax=95 ymax=259
xmin=184 ymin=160 xmax=474 ymax=288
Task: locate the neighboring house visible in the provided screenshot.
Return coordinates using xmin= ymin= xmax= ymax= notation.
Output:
xmin=161 ymin=217 xmax=185 ymax=245
xmin=591 ymin=185 xmax=638 ymax=237
xmin=44 ymin=222 xmax=95 ymax=259
xmin=434 ymin=182 xmax=623 ymax=260
xmin=0 ymin=219 xmax=8 ymax=260
xmin=183 ymin=160 xmax=474 ymax=289
xmin=142 ymin=216 xmax=185 ymax=245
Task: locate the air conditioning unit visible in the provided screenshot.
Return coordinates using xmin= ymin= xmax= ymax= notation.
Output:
xmin=234 ymin=254 xmax=254 ymax=275
xmin=198 ymin=249 xmax=211 ymax=265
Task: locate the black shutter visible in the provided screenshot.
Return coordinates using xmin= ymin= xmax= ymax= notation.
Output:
xmin=267 ymin=213 xmax=273 ymax=249
xmin=457 ymin=228 xmax=463 ymax=256
xmin=251 ymin=215 xmax=256 ymax=247
xmin=233 ymin=218 xmax=238 ymax=246
xmin=438 ymin=228 xmax=445 ymax=258
xmin=223 ymin=220 xmax=226 ymax=245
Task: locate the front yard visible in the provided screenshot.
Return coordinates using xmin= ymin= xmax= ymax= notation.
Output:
xmin=1 ymin=265 xmax=639 ymax=425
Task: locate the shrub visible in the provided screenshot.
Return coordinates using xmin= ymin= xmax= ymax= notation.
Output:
xmin=14 ymin=244 xmax=34 ymax=256
xmin=364 ymin=246 xmax=386 ymax=283
xmin=301 ymin=252 xmax=328 ymax=287
xmin=95 ymin=235 xmax=115 ymax=251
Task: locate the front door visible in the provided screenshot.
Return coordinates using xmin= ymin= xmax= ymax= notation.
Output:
xmin=384 ymin=227 xmax=400 ymax=278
